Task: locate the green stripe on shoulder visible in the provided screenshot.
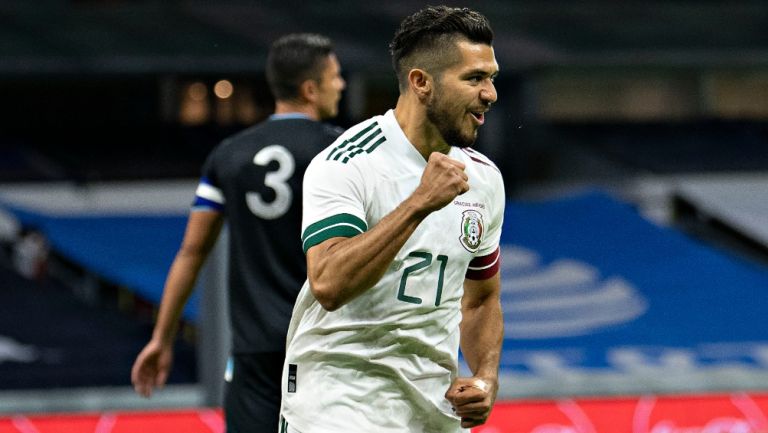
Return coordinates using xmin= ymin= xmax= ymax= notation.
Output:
xmin=302 ymin=213 xmax=367 ymax=253
xmin=326 ymin=121 xmax=379 ymax=161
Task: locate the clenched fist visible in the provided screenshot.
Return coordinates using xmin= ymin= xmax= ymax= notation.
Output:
xmin=445 ymin=376 xmax=497 ymax=428
xmin=411 ymin=152 xmax=469 ymax=215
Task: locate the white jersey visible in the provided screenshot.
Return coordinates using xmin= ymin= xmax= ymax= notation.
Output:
xmin=281 ymin=110 xmax=505 ymax=433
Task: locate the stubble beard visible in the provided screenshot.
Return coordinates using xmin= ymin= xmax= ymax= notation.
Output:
xmin=426 ymin=90 xmax=476 ymax=149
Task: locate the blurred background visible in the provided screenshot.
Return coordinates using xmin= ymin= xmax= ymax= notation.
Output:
xmin=1 ymin=0 xmax=767 ymax=431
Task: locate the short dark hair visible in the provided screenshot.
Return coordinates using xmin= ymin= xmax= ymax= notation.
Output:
xmin=389 ymin=6 xmax=493 ymax=92
xmin=266 ymin=33 xmax=334 ymax=100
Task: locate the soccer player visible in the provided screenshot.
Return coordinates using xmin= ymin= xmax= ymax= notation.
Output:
xmin=130 ymin=34 xmax=345 ymax=433
xmin=279 ymin=6 xmax=503 ymax=433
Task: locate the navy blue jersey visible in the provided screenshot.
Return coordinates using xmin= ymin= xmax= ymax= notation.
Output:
xmin=194 ymin=115 xmax=342 ymax=353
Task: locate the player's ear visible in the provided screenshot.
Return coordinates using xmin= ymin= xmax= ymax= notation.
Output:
xmin=299 ymin=79 xmax=319 ymax=103
xmin=408 ymin=68 xmax=432 ymax=100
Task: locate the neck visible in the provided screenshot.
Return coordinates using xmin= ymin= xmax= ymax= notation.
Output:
xmin=274 ymin=100 xmax=320 ymax=121
xmin=393 ymin=94 xmax=450 ymax=160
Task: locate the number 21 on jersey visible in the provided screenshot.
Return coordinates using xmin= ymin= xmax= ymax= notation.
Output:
xmin=398 ymin=251 xmax=449 ymax=306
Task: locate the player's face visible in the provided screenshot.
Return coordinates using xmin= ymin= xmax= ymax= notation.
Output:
xmin=316 ymin=53 xmax=346 ymax=120
xmin=426 ymin=41 xmax=498 ymax=148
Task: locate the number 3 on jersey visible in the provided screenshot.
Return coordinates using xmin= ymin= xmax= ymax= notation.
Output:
xmin=246 ymin=145 xmax=295 ymax=219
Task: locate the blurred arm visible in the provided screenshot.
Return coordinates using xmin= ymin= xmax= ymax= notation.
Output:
xmin=131 ymin=210 xmax=223 ymax=397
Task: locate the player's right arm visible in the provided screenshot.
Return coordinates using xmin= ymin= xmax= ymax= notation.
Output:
xmin=131 ymin=210 xmax=223 ymax=397
xmin=306 ymin=152 xmax=467 ymax=311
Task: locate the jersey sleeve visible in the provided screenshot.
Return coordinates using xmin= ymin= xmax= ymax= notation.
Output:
xmin=192 ymin=149 xmax=225 ymax=212
xmin=465 ymin=173 xmax=505 ymax=280
xmin=300 ymin=157 xmax=368 ymax=254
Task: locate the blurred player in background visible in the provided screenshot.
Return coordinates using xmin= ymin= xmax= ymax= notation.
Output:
xmin=279 ymin=6 xmax=503 ymax=433
xmin=131 ymin=33 xmax=345 ymax=433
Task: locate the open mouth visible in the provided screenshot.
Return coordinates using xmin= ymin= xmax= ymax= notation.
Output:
xmin=469 ymin=111 xmax=485 ymax=125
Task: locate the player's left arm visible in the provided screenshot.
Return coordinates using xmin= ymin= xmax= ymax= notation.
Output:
xmin=445 ymin=272 xmax=503 ymax=428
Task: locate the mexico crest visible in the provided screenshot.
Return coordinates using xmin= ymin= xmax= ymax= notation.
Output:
xmin=459 ymin=210 xmax=484 ymax=252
